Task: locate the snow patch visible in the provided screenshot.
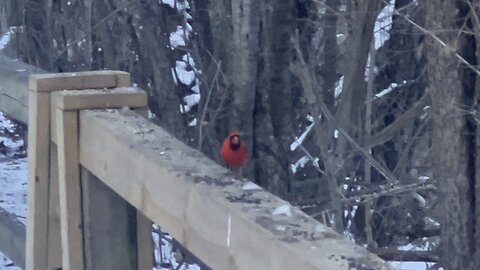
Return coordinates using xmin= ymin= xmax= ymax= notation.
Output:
xmin=169 ymin=26 xmax=187 ymax=48
xmin=413 ymin=192 xmax=426 ymax=207
xmin=182 ymin=53 xmax=196 ymax=68
xmin=191 ymin=84 xmax=200 ymax=94
xmin=160 ymin=0 xmax=175 ymax=9
xmin=242 ymin=182 xmax=261 ymax=191
xmin=182 ymin=94 xmax=200 ymax=113
xmin=374 ymin=1 xmax=394 ymax=49
xmin=290 ymin=122 xmax=314 ymax=151
xmin=0 ymin=112 xmax=27 ymax=220
xmin=291 ymin=156 xmax=309 ymax=174
xmin=188 ymin=118 xmax=197 ymax=127
xmin=374 ymin=80 xmax=407 ymax=99
xmin=0 ymin=30 xmax=11 ymax=51
xmin=175 ymin=61 xmax=195 ymax=86
xmin=272 ymin=204 xmax=292 ymax=217
xmin=0 ymin=158 xmax=27 ymax=220
xmin=0 ymin=251 xmax=21 ymax=270
xmin=334 ymin=76 xmax=344 ymax=98
xmin=418 ymin=175 xmax=430 ymax=182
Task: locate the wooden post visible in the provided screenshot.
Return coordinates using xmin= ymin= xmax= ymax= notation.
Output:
xmin=136 ymin=210 xmax=154 ymax=270
xmin=50 ymin=76 xmax=150 ymax=269
xmin=26 ymin=89 xmax=51 ymax=270
xmin=81 ymin=168 xmax=140 ymax=269
xmin=27 ymin=71 xmax=140 ymax=270
xmin=47 ymin=144 xmax=63 ymax=269
xmin=55 ymin=109 xmax=84 ymax=270
xmin=133 ymin=107 xmax=154 ymax=270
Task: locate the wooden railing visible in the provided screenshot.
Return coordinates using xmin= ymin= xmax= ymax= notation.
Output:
xmin=0 ymin=55 xmax=395 ymax=270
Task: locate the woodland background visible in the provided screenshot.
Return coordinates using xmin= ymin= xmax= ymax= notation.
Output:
xmin=1 ymin=0 xmax=479 ymax=269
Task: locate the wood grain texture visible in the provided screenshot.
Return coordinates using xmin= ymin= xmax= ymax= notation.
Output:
xmin=47 ymin=144 xmax=63 ymax=269
xmin=0 ymin=54 xmax=46 ymax=124
xmin=79 ymin=109 xmax=394 ymax=270
xmin=82 ymin=167 xmax=139 ymax=270
xmin=55 ymin=109 xmax=84 ymax=270
xmin=52 ymin=87 xmax=147 ymax=110
xmin=29 ymin=70 xmax=130 ymax=92
xmin=26 ymin=91 xmax=50 ymax=270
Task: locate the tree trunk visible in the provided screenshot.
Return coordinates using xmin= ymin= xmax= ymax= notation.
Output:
xmin=427 ymin=1 xmax=480 ymax=269
xmin=136 ymin=0 xmax=188 ymax=141
xmin=229 ymin=0 xmax=260 ymax=180
xmin=23 ymin=0 xmax=52 ymax=69
xmin=322 ymin=0 xmax=339 ymax=110
xmin=252 ymin=0 xmax=296 ymax=196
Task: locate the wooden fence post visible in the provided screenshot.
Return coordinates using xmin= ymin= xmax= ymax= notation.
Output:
xmin=51 ymin=74 xmax=150 ymax=270
xmin=47 ymin=143 xmax=63 ymax=269
xmin=55 ymin=108 xmax=84 ymax=270
xmin=53 ymin=86 xmax=151 ymax=269
xmin=27 ymin=71 xmax=153 ymax=270
xmin=81 ymin=168 xmax=141 ymax=269
xmin=133 ymin=107 xmax=155 ymax=270
xmin=26 ymin=84 xmax=53 ymax=270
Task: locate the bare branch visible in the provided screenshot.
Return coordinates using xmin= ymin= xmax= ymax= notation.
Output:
xmin=363 ymin=93 xmax=431 ymax=149
xmin=386 ymin=0 xmax=480 ymax=76
xmin=374 ymin=247 xmax=439 ymax=262
xmin=290 ymin=32 xmax=399 ymax=184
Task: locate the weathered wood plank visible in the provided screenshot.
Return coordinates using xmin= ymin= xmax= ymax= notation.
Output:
xmin=79 ymin=109 xmax=394 ymax=270
xmin=50 ymin=97 xmax=58 ymax=144
xmin=52 ymin=87 xmax=147 ymax=110
xmin=48 ymin=72 xmax=149 ymax=269
xmin=55 ymin=109 xmax=84 ymax=270
xmin=26 ymin=91 xmax=50 ymax=270
xmin=29 ymin=71 xmax=130 ymax=92
xmin=0 ymin=54 xmax=46 ymax=124
xmin=82 ymin=167 xmax=139 ymax=270
xmin=136 ymin=212 xmax=153 ymax=270
xmin=0 ymin=207 xmax=25 ymax=269
xmin=133 ymin=107 xmax=153 ymax=270
xmin=47 ymin=144 xmax=62 ymax=269
xmin=0 ymin=97 xmax=27 ymax=125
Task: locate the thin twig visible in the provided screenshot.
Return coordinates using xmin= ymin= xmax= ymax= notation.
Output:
xmin=197 ymin=60 xmax=221 ymax=150
xmin=290 ymin=32 xmax=400 ymax=184
xmin=54 ymin=1 xmax=134 ymax=62
xmin=298 ymin=182 xmax=436 ymax=209
xmin=292 ymin=135 xmax=326 ymax=176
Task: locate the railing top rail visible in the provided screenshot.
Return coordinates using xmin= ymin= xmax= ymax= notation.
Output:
xmin=79 ymin=108 xmax=394 ymax=270
xmin=0 ymin=54 xmax=46 ymax=124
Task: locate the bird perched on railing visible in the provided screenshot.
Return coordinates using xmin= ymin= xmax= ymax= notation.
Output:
xmin=220 ymin=129 xmax=248 ymax=176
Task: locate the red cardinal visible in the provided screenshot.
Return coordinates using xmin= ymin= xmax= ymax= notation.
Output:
xmin=220 ymin=129 xmax=248 ymax=169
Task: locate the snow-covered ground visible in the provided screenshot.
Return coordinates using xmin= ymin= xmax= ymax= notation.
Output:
xmin=0 ymin=112 xmax=26 ymax=269
xmin=0 ymin=112 xmax=27 ymax=220
xmin=0 ymin=158 xmax=27 ymax=221
xmin=0 ymin=252 xmax=21 ymax=270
